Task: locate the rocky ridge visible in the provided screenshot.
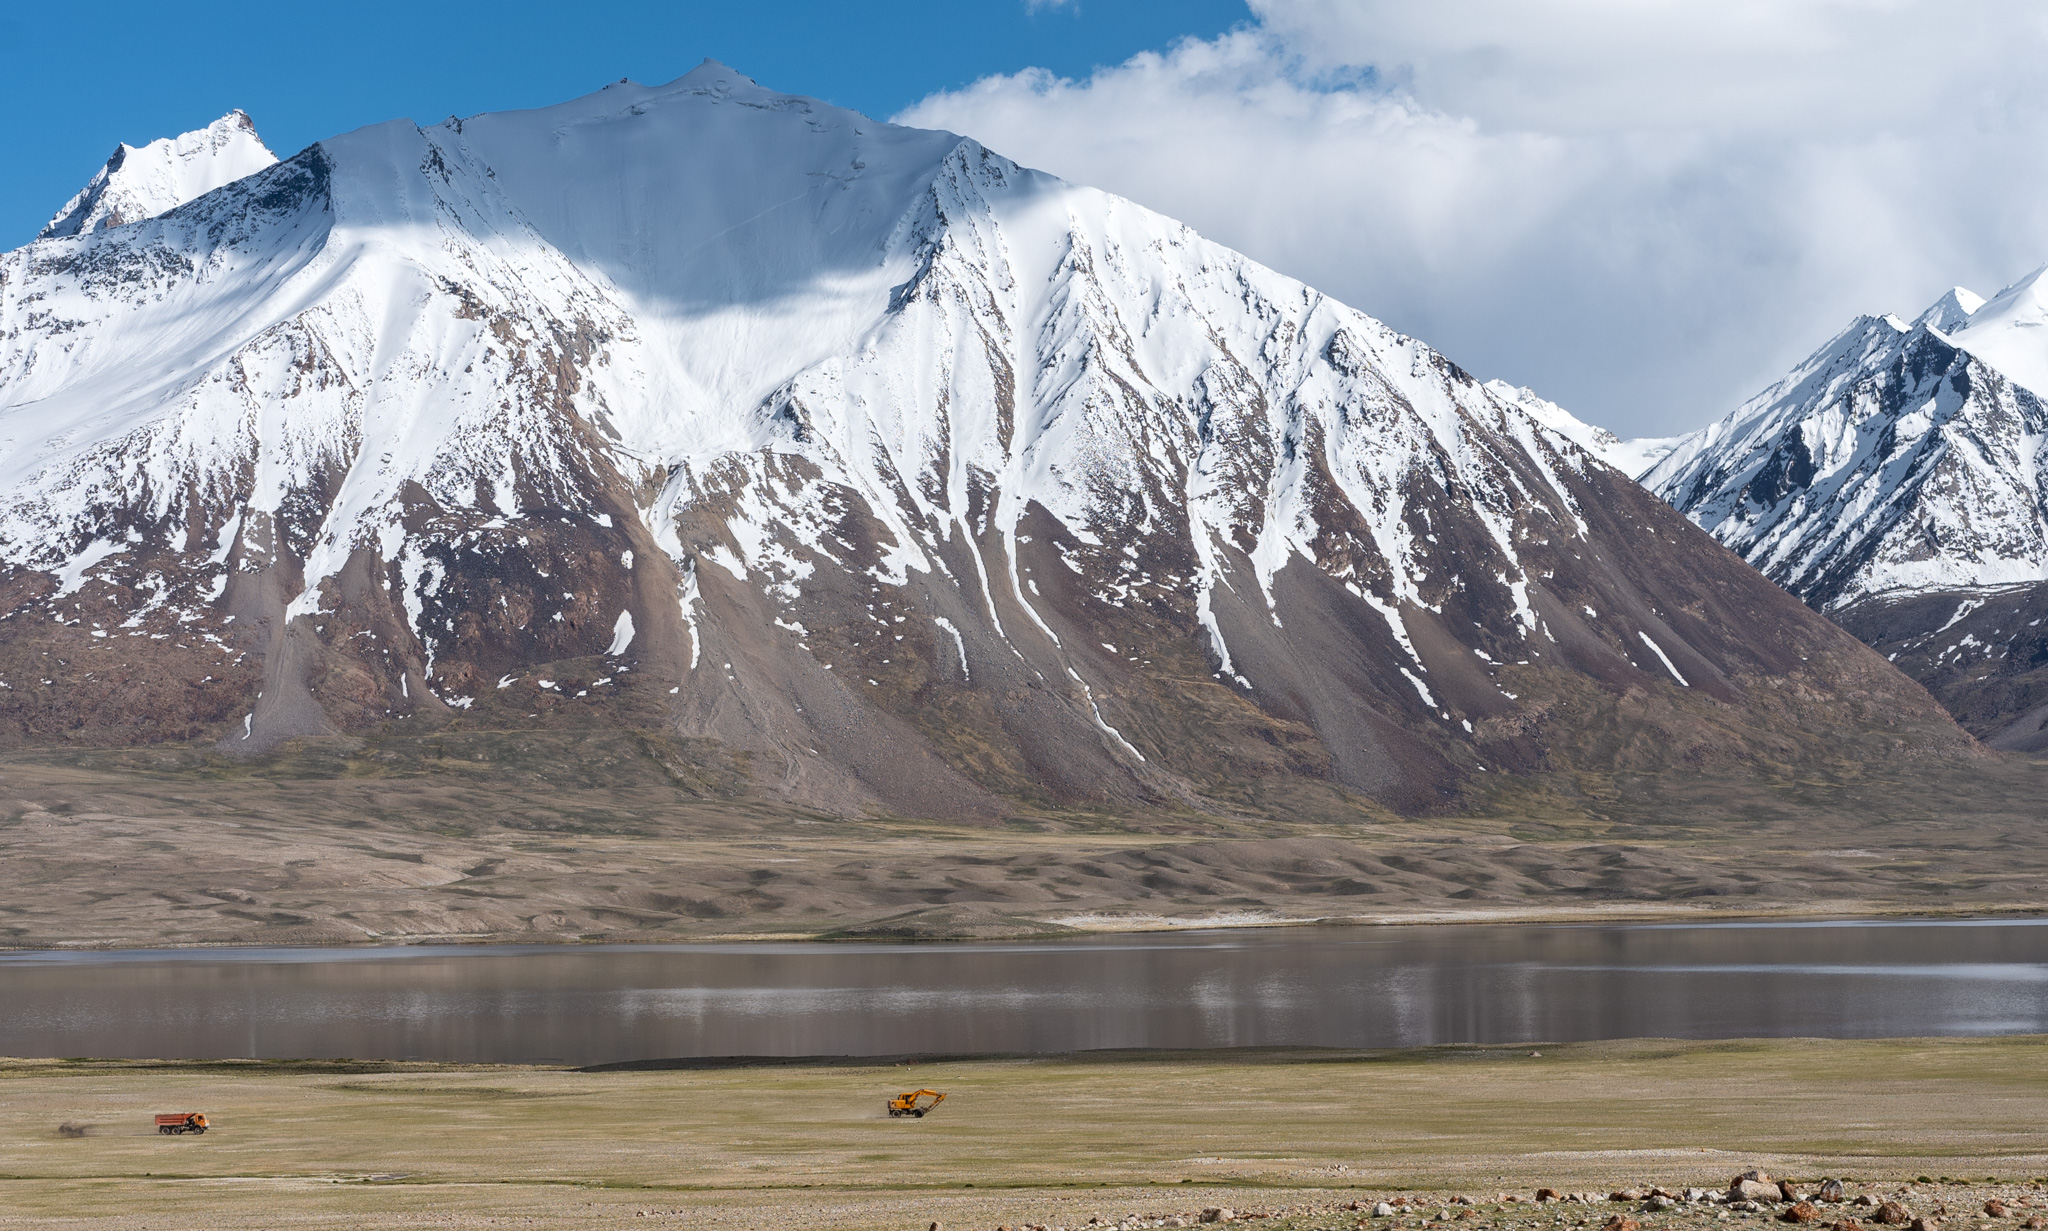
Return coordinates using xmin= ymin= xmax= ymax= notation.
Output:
xmin=1642 ymin=276 xmax=2048 ymax=745
xmin=0 ymin=64 xmax=1975 ymax=820
xmin=38 ymin=110 xmax=276 ymax=240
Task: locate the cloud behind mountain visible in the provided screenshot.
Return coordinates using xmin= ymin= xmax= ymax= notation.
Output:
xmin=901 ymin=0 xmax=2048 ymax=438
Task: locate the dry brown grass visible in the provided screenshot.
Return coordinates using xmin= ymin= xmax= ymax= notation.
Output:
xmin=4 ymin=1038 xmax=2048 ymax=1229
xmin=7 ymin=740 xmax=2048 ymax=948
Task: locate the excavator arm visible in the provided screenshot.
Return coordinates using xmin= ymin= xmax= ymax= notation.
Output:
xmin=886 ymin=1089 xmax=946 ymax=1117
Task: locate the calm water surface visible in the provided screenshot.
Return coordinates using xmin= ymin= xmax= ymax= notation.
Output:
xmin=3 ymin=918 xmax=2046 ymax=1066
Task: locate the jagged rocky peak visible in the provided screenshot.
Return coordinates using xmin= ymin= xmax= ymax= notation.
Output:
xmin=1647 ymin=279 xmax=2048 ymax=609
xmin=1647 ymin=272 xmax=2048 ymax=745
xmin=0 ymin=66 xmax=1973 ymax=818
xmin=39 ymin=109 xmax=276 ymax=239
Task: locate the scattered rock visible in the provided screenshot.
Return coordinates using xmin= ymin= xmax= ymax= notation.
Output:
xmin=1873 ymin=1203 xmax=1911 ymax=1226
xmin=1989 ymin=1202 xmax=2011 ymax=1218
xmin=1909 ymin=1219 xmax=1939 ymax=1231
xmin=1648 ymin=1196 xmax=1677 ymax=1211
xmin=2020 ymin=1218 xmax=2045 ymax=1230
xmin=1613 ymin=1192 xmax=1644 ymax=1203
xmin=1737 ymin=1203 xmax=1766 ymax=1213
xmin=1834 ymin=1221 xmax=1866 ymax=1231
xmin=1537 ymin=1191 xmax=1561 ymax=1204
xmin=1602 ymin=1215 xmax=1639 ymax=1231
xmin=1784 ymin=1183 xmax=1808 ymax=1203
xmin=1856 ymin=1197 xmax=1880 ymax=1209
xmin=1200 ymin=1209 xmax=1234 ymax=1224
xmin=1735 ymin=1181 xmax=1785 ymax=1203
xmin=1373 ymin=1204 xmax=1395 ymax=1218
xmin=1820 ymin=1182 xmax=1847 ymax=1204
xmin=1783 ymin=1203 xmax=1823 ymax=1223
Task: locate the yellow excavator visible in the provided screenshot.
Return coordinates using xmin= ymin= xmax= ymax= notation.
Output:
xmin=886 ymin=1089 xmax=946 ymax=1118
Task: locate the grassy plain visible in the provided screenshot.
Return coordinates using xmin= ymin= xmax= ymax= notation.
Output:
xmin=5 ymin=1038 xmax=2048 ymax=1229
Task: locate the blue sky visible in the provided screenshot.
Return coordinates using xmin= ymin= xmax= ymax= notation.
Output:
xmin=0 ymin=0 xmax=1246 ymax=250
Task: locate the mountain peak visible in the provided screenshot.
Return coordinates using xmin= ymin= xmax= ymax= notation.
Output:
xmin=677 ymin=58 xmax=754 ymax=85
xmin=0 ymin=71 xmax=1969 ymax=811
xmin=39 ymin=110 xmax=278 ymax=240
xmin=1915 ymin=285 xmax=1986 ymax=333
xmin=1944 ymin=262 xmax=2048 ymax=398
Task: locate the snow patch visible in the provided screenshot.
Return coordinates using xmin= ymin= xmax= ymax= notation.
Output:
xmin=51 ymin=540 xmax=127 ymax=597
xmin=605 ymin=610 xmax=636 ymax=655
xmin=1638 ymin=631 xmax=1691 ymax=686
xmin=933 ymin=616 xmax=970 ymax=680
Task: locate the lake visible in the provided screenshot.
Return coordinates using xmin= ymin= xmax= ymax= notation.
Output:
xmin=3 ymin=917 xmax=2045 ymax=1066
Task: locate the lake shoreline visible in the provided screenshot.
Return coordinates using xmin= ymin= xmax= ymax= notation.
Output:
xmin=6 ymin=899 xmax=2048 ymax=954
xmin=7 ymin=917 xmax=2048 ymax=1065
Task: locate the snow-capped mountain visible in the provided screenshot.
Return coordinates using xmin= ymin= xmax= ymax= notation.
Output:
xmin=1646 ymin=276 xmax=2048 ymax=748
xmin=1484 ymin=382 xmax=1681 ymax=478
xmin=0 ymin=64 xmax=1970 ymax=817
xmin=39 ymin=111 xmax=276 ymax=240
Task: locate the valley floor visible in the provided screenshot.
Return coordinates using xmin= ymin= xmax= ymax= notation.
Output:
xmin=3 ymin=737 xmax=2048 ymax=947
xmin=3 ymin=1038 xmax=2046 ymax=1229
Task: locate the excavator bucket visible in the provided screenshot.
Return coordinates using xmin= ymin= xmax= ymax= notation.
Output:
xmin=886 ymin=1089 xmax=946 ymax=1118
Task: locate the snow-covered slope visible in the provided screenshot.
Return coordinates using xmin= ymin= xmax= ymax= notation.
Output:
xmin=1484 ymin=382 xmax=1681 ymax=478
xmin=1645 ymin=275 xmax=2048 ymax=745
xmin=39 ymin=111 xmax=276 ymax=240
xmin=0 ymin=64 xmax=1969 ymax=815
xmin=1946 ymin=270 xmax=2048 ymax=398
xmin=1646 ymin=285 xmax=2048 ymax=608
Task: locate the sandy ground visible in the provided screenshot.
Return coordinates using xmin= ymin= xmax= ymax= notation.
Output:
xmin=7 ymin=748 xmax=2048 ymax=947
xmin=3 ymin=1038 xmax=2047 ymax=1229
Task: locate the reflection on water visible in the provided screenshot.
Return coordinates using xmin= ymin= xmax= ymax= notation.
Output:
xmin=3 ymin=918 xmax=2046 ymax=1066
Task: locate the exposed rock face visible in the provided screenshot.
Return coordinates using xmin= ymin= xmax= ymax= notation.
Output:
xmin=39 ymin=110 xmax=276 ymax=239
xmin=1830 ymin=584 xmax=2048 ymax=748
xmin=1646 ymin=277 xmax=2048 ymax=738
xmin=0 ymin=64 xmax=1974 ymax=819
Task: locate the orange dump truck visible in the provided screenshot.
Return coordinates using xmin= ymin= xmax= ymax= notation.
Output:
xmin=154 ymin=1113 xmax=208 ymax=1135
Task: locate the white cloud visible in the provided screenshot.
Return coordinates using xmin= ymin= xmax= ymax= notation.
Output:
xmin=897 ymin=0 xmax=2048 ymax=436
